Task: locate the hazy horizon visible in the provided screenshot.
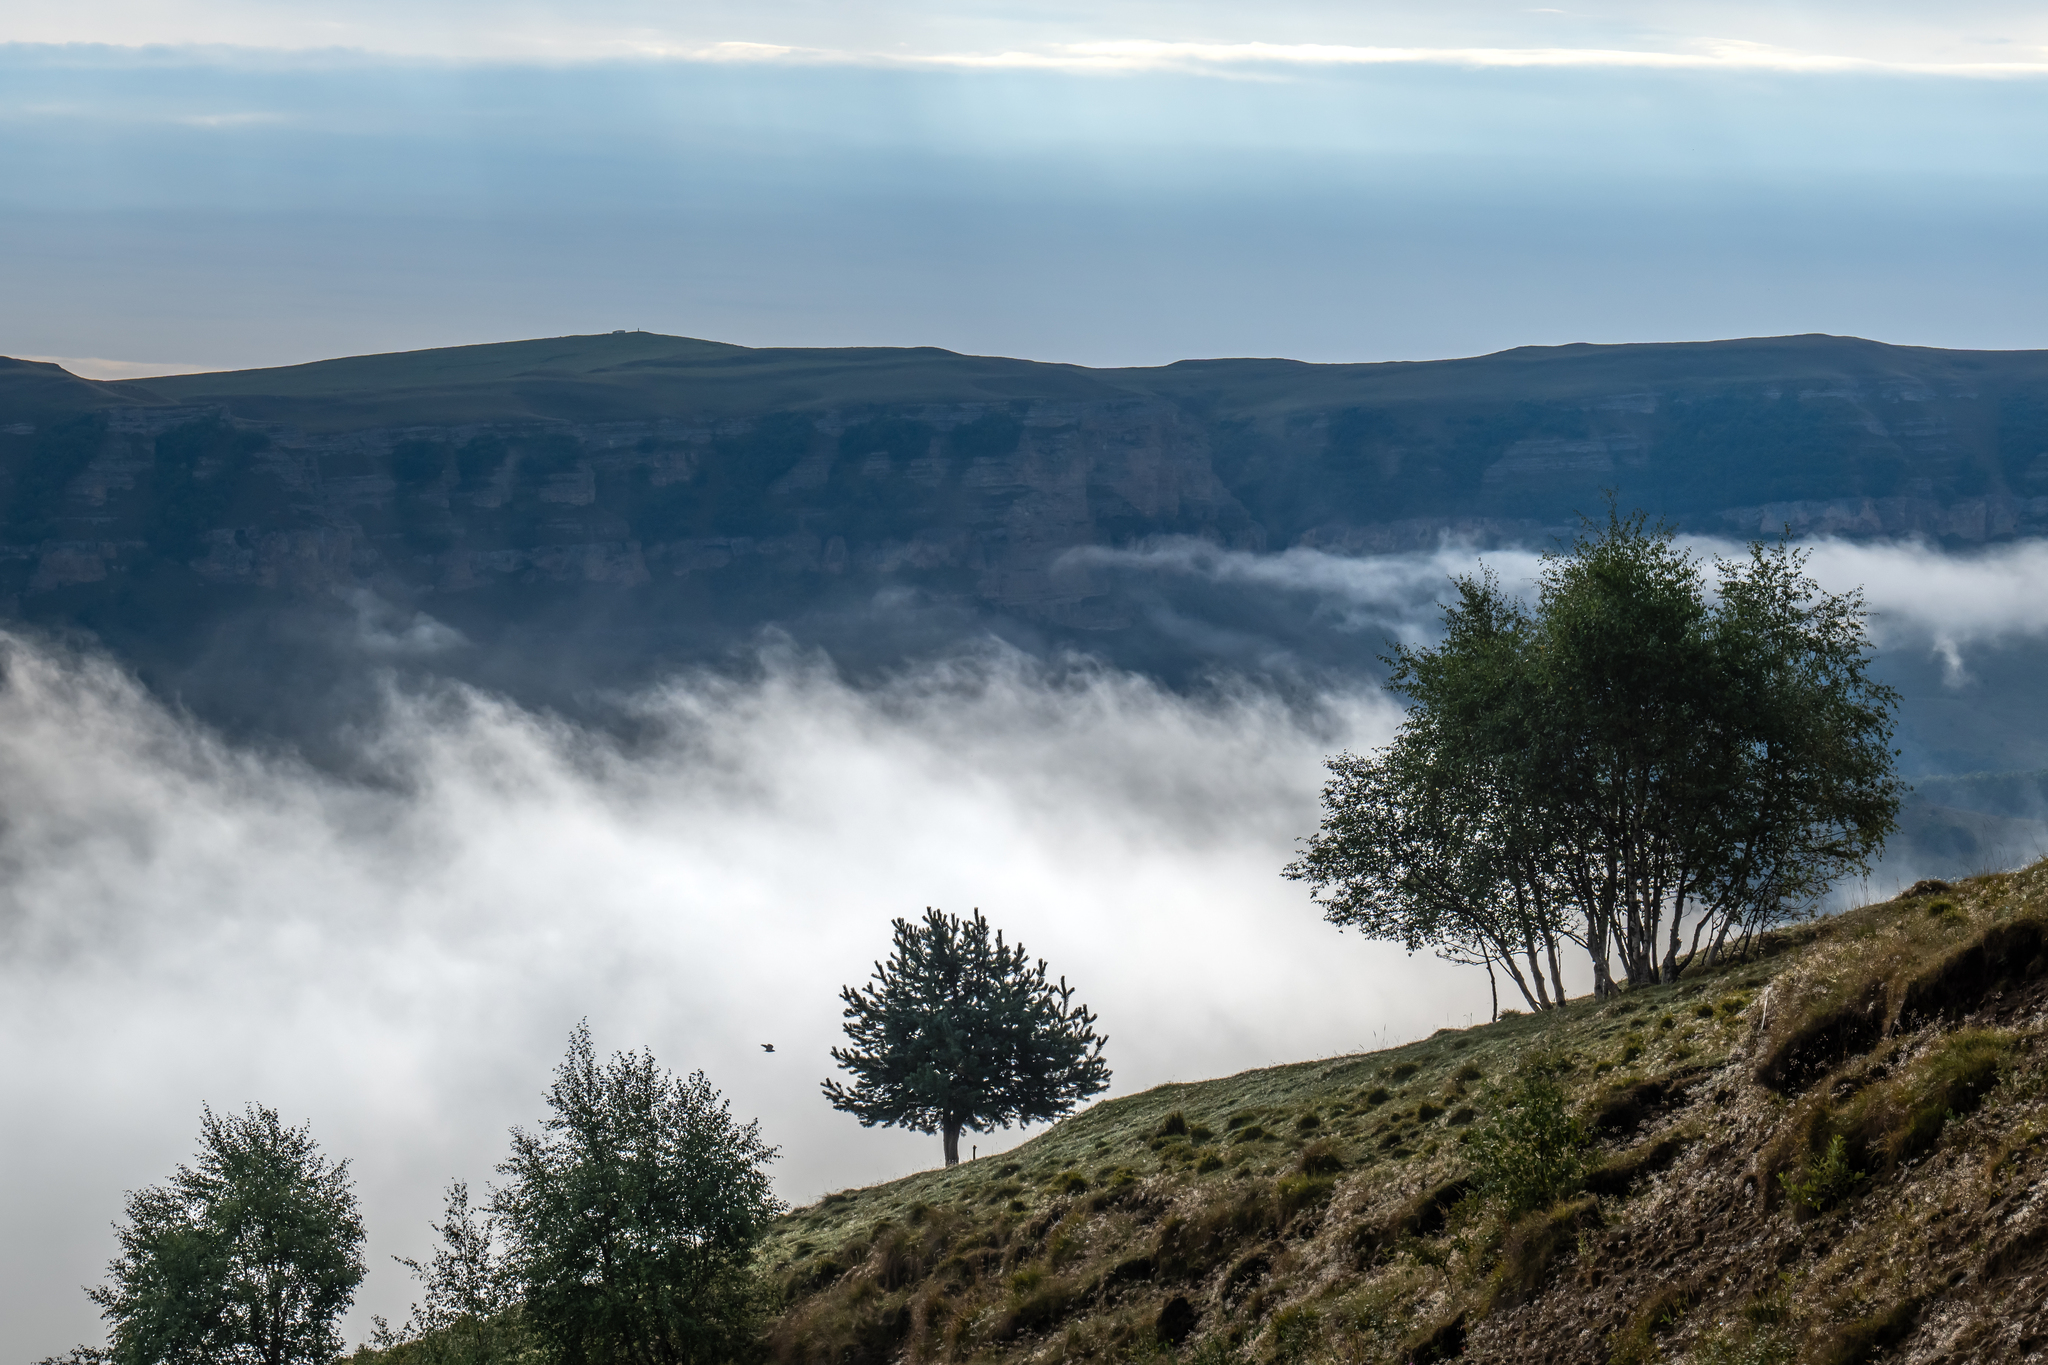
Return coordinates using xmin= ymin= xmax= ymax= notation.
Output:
xmin=6 ymin=3 xmax=2048 ymax=374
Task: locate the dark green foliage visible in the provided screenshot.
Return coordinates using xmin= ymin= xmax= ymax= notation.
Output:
xmin=149 ymin=419 xmax=271 ymax=561
xmin=1469 ymin=1072 xmax=1589 ymax=1215
xmin=1285 ymin=566 xmax=1576 ymax=1013
xmin=494 ymin=1024 xmax=781 ymax=1365
xmin=1289 ymin=506 xmax=1902 ymax=1001
xmin=1777 ymin=1134 xmax=1864 ymax=1213
xmin=373 ymin=1182 xmax=527 ymax=1365
xmin=1296 ymin=1140 xmax=1344 ymax=1176
xmin=85 ymin=1104 xmax=365 ymax=1365
xmin=825 ymin=908 xmax=1110 ymax=1167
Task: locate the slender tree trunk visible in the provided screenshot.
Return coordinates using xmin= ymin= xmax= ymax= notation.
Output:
xmin=1588 ymin=909 xmax=1615 ymax=998
xmin=1489 ymin=942 xmax=1543 ymax=1013
xmin=1662 ymin=883 xmax=1688 ymax=983
xmin=943 ymin=1121 xmax=961 ymax=1167
xmin=1522 ymin=936 xmax=1553 ymax=1009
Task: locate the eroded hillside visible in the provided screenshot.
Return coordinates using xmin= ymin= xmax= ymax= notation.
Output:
xmin=764 ymin=866 xmax=2048 ymax=1365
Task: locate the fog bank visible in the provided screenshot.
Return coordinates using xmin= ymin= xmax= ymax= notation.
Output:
xmin=0 ymin=636 xmax=1470 ymax=1357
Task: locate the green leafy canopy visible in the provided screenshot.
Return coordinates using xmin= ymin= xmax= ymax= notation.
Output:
xmin=492 ymin=1023 xmax=781 ymax=1365
xmin=825 ymin=908 xmax=1110 ymax=1165
xmin=85 ymin=1104 xmax=365 ymax=1365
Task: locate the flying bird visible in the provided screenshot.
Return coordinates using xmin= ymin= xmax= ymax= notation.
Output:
xmin=761 ymin=1043 xmax=775 ymax=1053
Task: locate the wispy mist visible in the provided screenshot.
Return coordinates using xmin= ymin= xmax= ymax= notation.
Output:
xmin=0 ymin=635 xmax=1475 ymax=1357
xmin=10 ymin=532 xmax=2048 ymax=1355
xmin=1081 ymin=533 xmax=2048 ymax=682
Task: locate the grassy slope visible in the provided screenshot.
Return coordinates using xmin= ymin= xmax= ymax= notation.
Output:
xmin=766 ymin=865 xmax=2048 ymax=1365
xmin=109 ymin=334 xmax=1149 ymax=429
xmin=82 ymin=332 xmax=2048 ymax=432
xmin=0 ymin=356 xmax=154 ymax=417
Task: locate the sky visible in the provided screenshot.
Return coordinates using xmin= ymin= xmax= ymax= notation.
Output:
xmin=8 ymin=0 xmax=2048 ymax=1356
xmin=4 ymin=0 xmax=2048 ymax=373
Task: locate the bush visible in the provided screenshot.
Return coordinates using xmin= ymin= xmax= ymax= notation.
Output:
xmin=1276 ymin=1174 xmax=1336 ymax=1221
xmin=1778 ymin=1134 xmax=1864 ymax=1213
xmin=1269 ymin=1304 xmax=1320 ymax=1365
xmin=1470 ymin=1074 xmax=1589 ymax=1215
xmin=1297 ymin=1140 xmax=1345 ymax=1176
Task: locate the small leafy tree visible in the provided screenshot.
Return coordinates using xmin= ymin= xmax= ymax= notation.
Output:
xmin=1291 ymin=507 xmax=1901 ymax=996
xmin=84 ymin=1104 xmax=365 ymax=1365
xmin=372 ymin=1182 xmax=526 ymax=1365
xmin=1469 ymin=1070 xmax=1589 ymax=1215
xmin=1286 ymin=572 xmax=1576 ymax=1016
xmin=493 ymin=1024 xmax=781 ymax=1365
xmin=825 ymin=907 xmax=1111 ymax=1166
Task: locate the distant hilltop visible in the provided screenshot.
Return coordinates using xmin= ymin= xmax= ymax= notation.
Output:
xmin=2 ymin=330 xmax=2046 ymax=727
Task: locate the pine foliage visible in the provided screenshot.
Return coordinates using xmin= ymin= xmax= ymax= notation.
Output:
xmin=825 ymin=908 xmax=1110 ymax=1165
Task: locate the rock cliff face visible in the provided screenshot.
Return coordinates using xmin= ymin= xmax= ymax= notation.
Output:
xmin=0 ymin=396 xmax=1256 ymax=622
xmin=2 ymin=331 xmax=2046 ymax=697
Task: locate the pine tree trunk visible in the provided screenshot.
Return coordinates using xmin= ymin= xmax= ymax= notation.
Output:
xmin=943 ymin=1121 xmax=961 ymax=1167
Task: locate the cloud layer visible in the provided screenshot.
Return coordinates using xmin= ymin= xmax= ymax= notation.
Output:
xmin=10 ymin=532 xmax=2048 ymax=1354
xmin=1080 ymin=533 xmax=2048 ymax=666
xmin=0 ymin=635 xmax=1471 ymax=1358
xmin=8 ymin=0 xmax=2048 ymax=70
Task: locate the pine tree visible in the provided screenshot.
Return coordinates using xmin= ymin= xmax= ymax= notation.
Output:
xmin=825 ymin=908 xmax=1110 ymax=1166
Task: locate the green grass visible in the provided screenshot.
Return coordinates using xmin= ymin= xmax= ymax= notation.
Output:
xmin=754 ymin=862 xmax=2048 ymax=1365
xmin=347 ymin=862 xmax=2048 ymax=1365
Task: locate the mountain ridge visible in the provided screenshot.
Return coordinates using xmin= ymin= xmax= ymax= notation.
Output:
xmin=3 ymin=328 xmax=2047 ymax=777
